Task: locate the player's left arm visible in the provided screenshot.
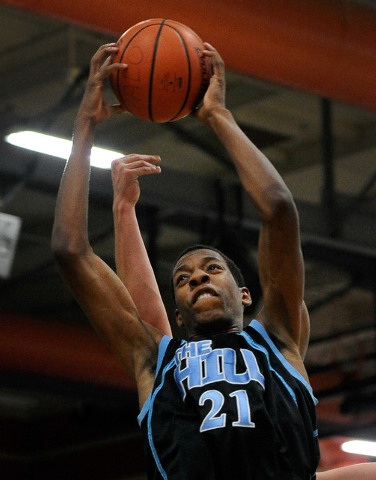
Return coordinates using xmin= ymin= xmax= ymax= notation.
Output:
xmin=196 ymin=44 xmax=308 ymax=358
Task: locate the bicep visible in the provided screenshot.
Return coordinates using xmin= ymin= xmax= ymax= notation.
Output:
xmin=257 ymin=202 xmax=306 ymax=346
xmin=56 ymin=250 xmax=160 ymax=379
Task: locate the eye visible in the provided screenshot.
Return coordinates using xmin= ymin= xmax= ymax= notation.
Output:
xmin=176 ymin=273 xmax=189 ymax=286
xmin=207 ymin=264 xmax=222 ymax=272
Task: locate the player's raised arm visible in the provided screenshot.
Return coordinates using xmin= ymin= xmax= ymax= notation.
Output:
xmin=51 ymin=44 xmax=162 ymax=407
xmin=112 ymin=157 xmax=172 ymax=336
xmin=194 ymin=44 xmax=308 ymax=361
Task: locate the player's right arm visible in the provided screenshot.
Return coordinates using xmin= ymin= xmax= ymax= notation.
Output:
xmin=51 ymin=44 xmax=162 ymax=408
xmin=112 ymin=157 xmax=172 ymax=336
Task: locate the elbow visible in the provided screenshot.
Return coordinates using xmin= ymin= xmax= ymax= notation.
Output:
xmin=261 ymin=184 xmax=297 ymax=222
xmin=51 ymin=226 xmax=89 ymax=266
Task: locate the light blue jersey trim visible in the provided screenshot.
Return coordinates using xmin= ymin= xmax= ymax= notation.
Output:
xmin=241 ymin=329 xmax=297 ymax=405
xmin=147 ymin=356 xmax=177 ymax=480
xmin=137 ymin=335 xmax=172 ymax=426
xmin=247 ymin=320 xmax=318 ymax=405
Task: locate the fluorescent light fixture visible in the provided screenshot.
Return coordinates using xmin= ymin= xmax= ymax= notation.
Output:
xmin=5 ymin=130 xmax=124 ymax=169
xmin=341 ymin=439 xmax=376 ymax=457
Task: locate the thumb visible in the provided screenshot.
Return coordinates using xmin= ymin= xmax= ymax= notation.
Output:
xmin=110 ymin=103 xmax=129 ymax=115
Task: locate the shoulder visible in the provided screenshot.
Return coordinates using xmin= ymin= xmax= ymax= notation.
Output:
xmin=134 ymin=327 xmax=173 ymax=407
xmin=251 ymin=312 xmax=309 ymax=382
xmin=137 ymin=333 xmax=184 ymax=416
xmin=255 ymin=303 xmax=310 ymax=354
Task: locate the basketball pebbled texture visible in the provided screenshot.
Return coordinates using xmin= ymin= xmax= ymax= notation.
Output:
xmin=110 ymin=19 xmax=211 ymax=123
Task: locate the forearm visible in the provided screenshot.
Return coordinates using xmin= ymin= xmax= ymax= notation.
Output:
xmin=205 ymin=107 xmax=293 ymax=220
xmin=52 ymin=114 xmax=95 ymax=256
xmin=113 ymin=201 xmax=171 ymax=335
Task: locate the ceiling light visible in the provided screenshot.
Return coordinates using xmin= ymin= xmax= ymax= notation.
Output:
xmin=341 ymin=439 xmax=376 ymax=457
xmin=5 ymin=131 xmax=124 ymax=169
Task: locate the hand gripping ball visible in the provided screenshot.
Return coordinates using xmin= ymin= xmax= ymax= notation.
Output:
xmin=110 ymin=19 xmax=211 ymax=123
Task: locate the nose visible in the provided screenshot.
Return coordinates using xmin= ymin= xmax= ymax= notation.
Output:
xmin=189 ymin=270 xmax=209 ymax=287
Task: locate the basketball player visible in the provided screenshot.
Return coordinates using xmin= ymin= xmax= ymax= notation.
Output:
xmin=52 ymin=43 xmax=375 ymax=479
xmin=111 ymin=41 xmax=318 ymax=479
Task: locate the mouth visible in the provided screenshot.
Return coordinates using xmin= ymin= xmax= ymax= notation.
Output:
xmin=193 ymin=288 xmax=218 ymax=305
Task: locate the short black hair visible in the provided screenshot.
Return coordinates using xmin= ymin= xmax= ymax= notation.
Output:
xmin=170 ymin=244 xmax=245 ymax=305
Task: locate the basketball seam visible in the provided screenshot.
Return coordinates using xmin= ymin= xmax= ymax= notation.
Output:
xmin=149 ymin=20 xmax=166 ymax=122
xmin=115 ymin=22 xmax=163 ymax=113
xmin=164 ymin=23 xmax=192 ymax=122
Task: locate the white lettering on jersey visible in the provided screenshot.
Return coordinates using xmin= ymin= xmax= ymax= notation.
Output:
xmin=174 ymin=340 xmax=265 ymax=400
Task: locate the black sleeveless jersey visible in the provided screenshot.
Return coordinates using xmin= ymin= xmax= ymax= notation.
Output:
xmin=138 ymin=320 xmax=320 ymax=480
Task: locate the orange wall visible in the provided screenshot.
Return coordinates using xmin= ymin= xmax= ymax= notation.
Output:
xmin=3 ymin=0 xmax=376 ymax=111
xmin=0 ymin=311 xmax=136 ymax=390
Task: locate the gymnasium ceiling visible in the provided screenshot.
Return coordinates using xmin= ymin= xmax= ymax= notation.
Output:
xmin=1 ymin=0 xmax=376 ymax=478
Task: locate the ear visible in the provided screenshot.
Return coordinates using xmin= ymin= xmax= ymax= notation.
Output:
xmin=240 ymin=287 xmax=252 ymax=307
xmin=175 ymin=309 xmax=185 ymax=328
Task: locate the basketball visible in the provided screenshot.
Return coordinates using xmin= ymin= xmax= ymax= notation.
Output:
xmin=110 ymin=19 xmax=211 ymax=123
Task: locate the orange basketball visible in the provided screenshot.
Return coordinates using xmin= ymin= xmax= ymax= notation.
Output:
xmin=110 ymin=19 xmax=211 ymax=123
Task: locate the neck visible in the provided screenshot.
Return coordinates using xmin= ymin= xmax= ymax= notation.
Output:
xmin=188 ymin=318 xmax=243 ymax=340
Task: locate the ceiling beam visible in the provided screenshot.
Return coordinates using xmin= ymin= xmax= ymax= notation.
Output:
xmin=3 ymin=0 xmax=376 ymax=111
xmin=2 ymin=150 xmax=376 ymax=278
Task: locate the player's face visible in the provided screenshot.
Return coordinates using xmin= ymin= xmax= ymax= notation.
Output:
xmin=172 ymin=249 xmax=251 ymax=338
